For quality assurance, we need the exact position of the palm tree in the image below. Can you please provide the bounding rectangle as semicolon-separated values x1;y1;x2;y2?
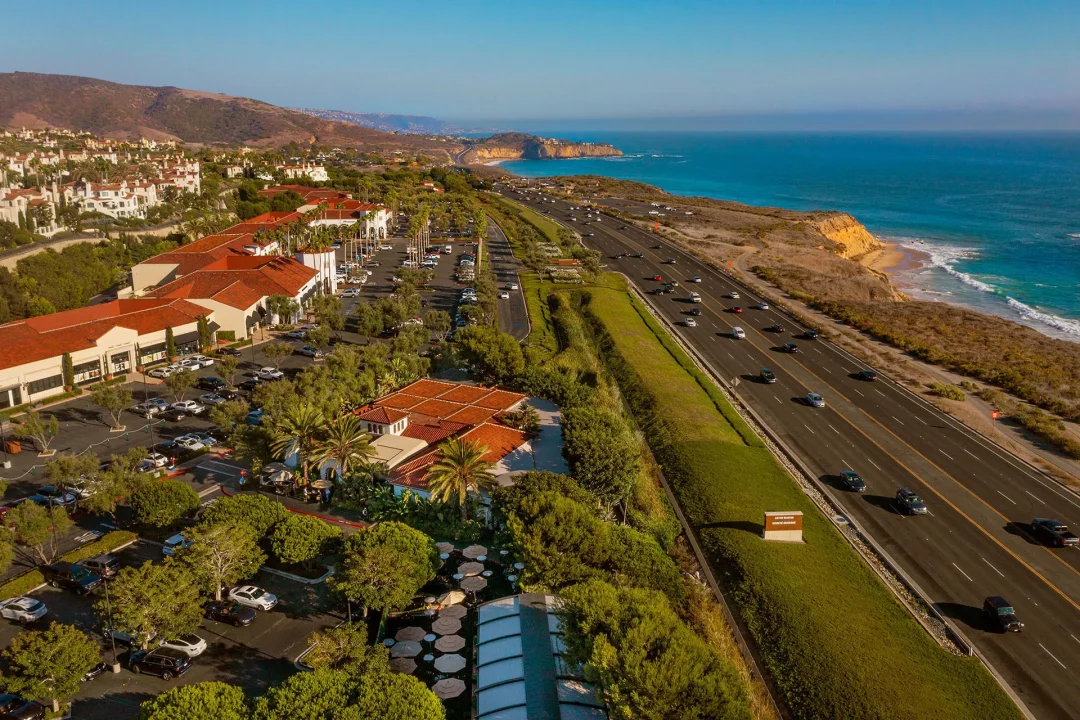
426;437;496;521
313;414;374;483
269;401;326;483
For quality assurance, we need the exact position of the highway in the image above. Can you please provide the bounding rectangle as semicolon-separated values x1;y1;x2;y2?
495;185;1080;719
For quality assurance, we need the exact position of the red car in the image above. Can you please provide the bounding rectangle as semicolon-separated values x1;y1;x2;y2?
732;306;743;313
652;274;662;282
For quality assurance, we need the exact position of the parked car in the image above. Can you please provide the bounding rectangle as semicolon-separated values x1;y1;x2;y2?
806;393;825;408
255;367;284;381
284;329;307;339
188;355;214;367
219;347;243;358
1030;518;1079;547
177;359;201;371
895;488;928;515
77;554;120;580
35;486;78;507
147;397;171;412
129;402;160;417
173;436;205;452
857;369;878;382
760;368;776;384
171;400;205;415
162;533;193;557
198;377;227;392
129;648;192;680
839;470;867;492
246;408;265;425
82;662;108;682
298;346;323;358
187;432;219;447
341;288;360;298
0;694;44;720
140;452;169;471
158;633;207;657
0;597;47;625
206;601;257;627
228;585;279;610
198;393;228;406
159;409;186;422
147;367;173;379
41;562;102;595
983;596;1023;632
238;378;263;392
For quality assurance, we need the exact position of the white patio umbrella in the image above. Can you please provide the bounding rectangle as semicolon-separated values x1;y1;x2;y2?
458;561;484;577
435;634;466;653
460;575;488;593
431;617;462;635
389;657;417;674
462;544;488;559
431;677;466;699
438;590;466;606
433;653;466;673
439;604;467;620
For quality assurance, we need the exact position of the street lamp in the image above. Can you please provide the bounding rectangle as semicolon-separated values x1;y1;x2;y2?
102;579;120;672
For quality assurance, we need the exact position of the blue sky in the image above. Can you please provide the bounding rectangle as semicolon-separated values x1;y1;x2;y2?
1;0;1077;128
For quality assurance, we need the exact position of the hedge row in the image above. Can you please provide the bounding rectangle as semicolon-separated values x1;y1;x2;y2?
0;530;138;600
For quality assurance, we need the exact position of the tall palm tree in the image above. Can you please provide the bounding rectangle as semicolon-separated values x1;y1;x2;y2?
313;414;374;482
269;401;325;482
426;437;496;521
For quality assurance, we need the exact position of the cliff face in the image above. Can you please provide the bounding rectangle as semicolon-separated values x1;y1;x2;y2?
812;213;881;259
461;132;622;164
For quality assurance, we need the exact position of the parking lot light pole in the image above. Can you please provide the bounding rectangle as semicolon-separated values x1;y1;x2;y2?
103;579;120;672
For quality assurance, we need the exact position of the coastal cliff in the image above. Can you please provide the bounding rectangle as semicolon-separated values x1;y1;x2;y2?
460;132;622;164
813;213;881;259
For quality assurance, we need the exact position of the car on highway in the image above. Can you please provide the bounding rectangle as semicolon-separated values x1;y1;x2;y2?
0;597;47;625
731;306;743;313
895;488;928;515
255;367;285;381
803;329;819;340
857;369;878;382
665;280;680;288
684;318;697;327
632;252;643;258
651;244;662;249
158;633;207;657
806;392;825;408
498;291;510;300
206;601;257;627
171;400;205;415
727;291;740;299
839;470;867;492
129;647;192;680
162;533;193;557
781;342;799;353
688;292;702;303
586;231;595;236
690;276;702;283
755;302;769;310
687;307;702;316
767;324;785;333
983;596;1023;632
505;282;519;290
228;585;279;610
0;694;44;720
41;562;102;595
652;274;662;281
1030;518;1079;547
760;368;776;384
665;257;676;264
732;327;746;339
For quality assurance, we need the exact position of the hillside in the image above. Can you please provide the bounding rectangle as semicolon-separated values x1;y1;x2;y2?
290;108;453;135
460;132;622;163
0;72;458;157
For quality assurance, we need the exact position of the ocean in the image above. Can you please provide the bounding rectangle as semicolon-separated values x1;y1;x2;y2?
498;132;1080;341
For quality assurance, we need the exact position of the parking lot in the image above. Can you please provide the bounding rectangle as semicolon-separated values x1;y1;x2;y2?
0;539;343;719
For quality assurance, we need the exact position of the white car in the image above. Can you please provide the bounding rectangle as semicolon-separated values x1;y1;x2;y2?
378;244;392;250
684;318;697;327
341;289;360;298
199;393;228;406
141;452;169;469
498;291;510;300
228;585;278;611
690;276;702;283
755;302;769;310
505;282;519;290
173;436;205;452
732;327;746;339
727;291;741;299
171;400;205;415
189;355;214;368
255;367;284;381
147;367;173;379
177;359;201;371
158;633;207;657
0;597;48;625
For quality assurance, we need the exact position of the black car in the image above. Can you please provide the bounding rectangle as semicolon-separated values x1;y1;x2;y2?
41;562;101;595
895;487;928;515
82;662;108;682
781;343;799;353
129;648;192;680
1030;518;1079;548
857;369;878;382
839;470;867;492
152;441;180;457
983;596;1023;632
613;253;626;259
198;377;227;392
651;244;662;249
760;368;777;384
206;601;257;627
159;409;186;422
803;329;819;340
767;324;785;333
0;694;44;720
219;348;243;358
688;307;702;316
238;378;262;392
632;252;644;258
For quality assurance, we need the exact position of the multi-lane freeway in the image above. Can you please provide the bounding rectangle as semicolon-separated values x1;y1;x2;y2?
495;185;1080;719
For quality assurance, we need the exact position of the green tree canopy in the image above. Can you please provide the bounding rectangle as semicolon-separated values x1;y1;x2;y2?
200;493;289;538
99;559;205;650
7;502;72;566
130;479;200;528
330;521;436;617
179;521;266;600
453;325;524;383
139;681;250;720
0;622;100;704
561;405;640;510
269;513;341;566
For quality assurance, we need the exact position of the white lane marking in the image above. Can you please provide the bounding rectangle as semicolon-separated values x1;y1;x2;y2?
875;389;887;397
867;458;882;471
963;448;980;459
803;424;815;434
1072;634;1080;646
1026;490;1044;504
892;416;905;426
952;563;973;582
852;388;864;396
996;491;1017;505
939;449;954;461
774;395;782;404
915;415;928;425
1029;476;1080;511
727;352;735;360
828;424;840;434
1040;644;1067;670
981;557;1005;578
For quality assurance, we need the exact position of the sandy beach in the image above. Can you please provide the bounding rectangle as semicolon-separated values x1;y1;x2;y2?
859;241;928;278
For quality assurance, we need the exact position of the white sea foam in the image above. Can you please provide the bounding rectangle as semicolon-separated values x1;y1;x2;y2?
1005;297;1080;337
1067;233;1080;239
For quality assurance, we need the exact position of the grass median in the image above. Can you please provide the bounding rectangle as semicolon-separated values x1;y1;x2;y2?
577;278;1019;720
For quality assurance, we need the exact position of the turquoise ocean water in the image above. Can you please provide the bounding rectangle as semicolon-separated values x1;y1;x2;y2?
498;132;1080;341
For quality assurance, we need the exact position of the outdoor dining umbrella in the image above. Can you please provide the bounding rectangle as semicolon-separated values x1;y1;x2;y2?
435;634;466;653
460;576;488;593
431;677;466;699
395;626;427;642
431;617;462;635
435;541;455;555
439;604;467;620
390;640;422;658
462;544;488;560
433;653;467;673
389;657;417;674
437;590;466;606
458;561;484;577
310;478;333;489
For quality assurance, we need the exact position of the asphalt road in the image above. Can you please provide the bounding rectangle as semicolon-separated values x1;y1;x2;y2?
486;222;529;340
496;185;1080;719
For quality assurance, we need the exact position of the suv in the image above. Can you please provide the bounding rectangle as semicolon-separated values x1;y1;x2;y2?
129;648;193;680
1030;518;1079;548
760;368;776;384
41;562;102;594
198;377;227;392
206;601;257;627
839;470;867;492
857;369;878;382
0;694;44;720
77;554;120;580
0;597;48;625
895;488;928;515
983;596;1023;632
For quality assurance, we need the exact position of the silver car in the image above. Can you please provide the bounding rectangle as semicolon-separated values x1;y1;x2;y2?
806;393;826;408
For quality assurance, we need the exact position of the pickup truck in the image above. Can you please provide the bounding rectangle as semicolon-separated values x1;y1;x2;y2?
1030;518;1079;547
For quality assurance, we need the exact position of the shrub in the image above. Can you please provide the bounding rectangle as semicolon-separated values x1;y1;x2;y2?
928;382;966;401
130;480;200;527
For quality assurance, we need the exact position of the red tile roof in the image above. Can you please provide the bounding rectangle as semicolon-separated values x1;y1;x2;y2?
391;422;529;491
147;256;316;310
409;398;464;419
375;393;426;411
436;384;491;404
445;405;496;425
400;415;467;445
0;298;209;372
397;378;458;399
356;406;409;424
